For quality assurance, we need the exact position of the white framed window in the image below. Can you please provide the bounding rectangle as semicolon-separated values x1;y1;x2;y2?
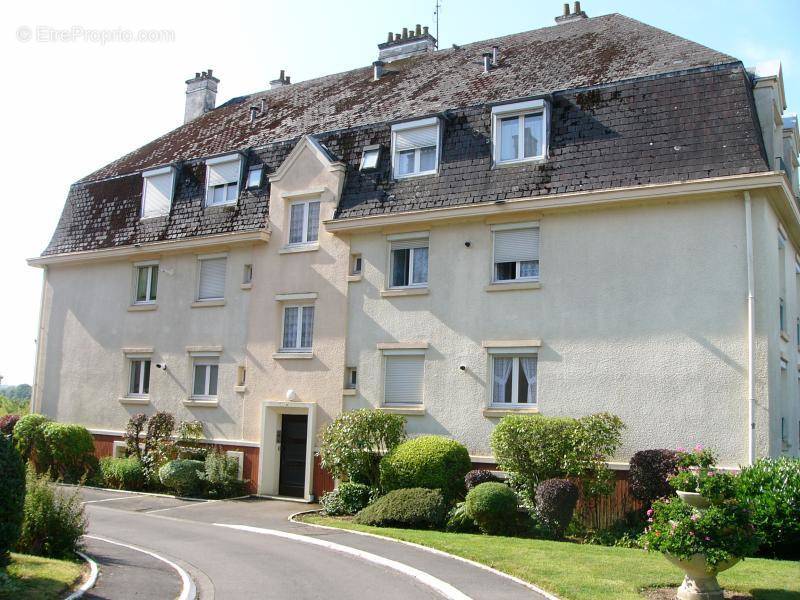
281;305;315;352
205;154;241;207
197;255;227;301
491;99;548;165
350;254;363;276
246;165;263;189
383;351;424;405
236;365;247;387
128;357;151;397
492;222;540;283
141;165;176;219
288;200;320;245
346;367;357;389
134;262;158;304
192;357;219;399
360;145;381;171
389;234;429;288
243;264;253;285
491;354;537;406
391;117;440;178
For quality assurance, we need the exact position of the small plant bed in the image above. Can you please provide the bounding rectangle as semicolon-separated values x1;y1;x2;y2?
298;515;800;600
0;552;85;600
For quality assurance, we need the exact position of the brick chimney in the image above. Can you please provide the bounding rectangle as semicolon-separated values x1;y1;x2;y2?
555;1;588;24
184;70;219;123
378;24;436;63
269;70;291;90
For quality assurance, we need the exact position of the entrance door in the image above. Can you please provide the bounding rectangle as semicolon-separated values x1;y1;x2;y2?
278;414;308;497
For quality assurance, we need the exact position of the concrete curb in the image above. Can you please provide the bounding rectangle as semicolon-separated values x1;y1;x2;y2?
64;551;99;600
60;482;212;503
290;510;560;600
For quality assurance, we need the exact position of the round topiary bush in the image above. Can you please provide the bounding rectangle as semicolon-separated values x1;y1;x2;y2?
354;488;446;528
629;449;678;506
464;482;518;535
465;469;502;491
380;436;471;502
0;434;26;567
535;478;579;538
13;413;51;468
100;456;145;491
42;422;97;482
321;482;374;516
158;459;204;496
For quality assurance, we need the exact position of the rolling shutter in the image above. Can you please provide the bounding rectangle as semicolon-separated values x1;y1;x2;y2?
141;170;174;218
494;227;539;263
198;257;227;300
206;157;241;187
394;124;438;151
384;355;424;405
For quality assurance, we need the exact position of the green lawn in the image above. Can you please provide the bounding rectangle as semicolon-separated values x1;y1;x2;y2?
0;553;84;600
300;515;800;600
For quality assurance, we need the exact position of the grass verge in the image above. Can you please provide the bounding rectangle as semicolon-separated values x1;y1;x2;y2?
300;514;800;600
0;553;85;600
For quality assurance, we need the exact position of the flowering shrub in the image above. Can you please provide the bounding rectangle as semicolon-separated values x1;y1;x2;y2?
675;445;716;469
667;445;737;503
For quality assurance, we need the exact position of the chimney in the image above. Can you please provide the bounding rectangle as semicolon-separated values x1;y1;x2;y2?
555;1;588;23
184;69;219;123
269;69;291;89
492;46;499;65
373;60;385;81
482;52;493;73
378;24;436;63
249;106;259;122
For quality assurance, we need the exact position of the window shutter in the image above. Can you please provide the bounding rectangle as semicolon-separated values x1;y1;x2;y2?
384;355;424;404
142;171;173;218
494;227;539;263
390;238;428;251
206;158;241;187
198;258;227;300
394;125;438;151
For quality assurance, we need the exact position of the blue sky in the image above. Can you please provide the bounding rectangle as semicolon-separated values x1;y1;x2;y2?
0;0;797;384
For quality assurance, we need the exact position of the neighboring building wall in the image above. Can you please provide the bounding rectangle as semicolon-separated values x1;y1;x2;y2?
345;195;753;468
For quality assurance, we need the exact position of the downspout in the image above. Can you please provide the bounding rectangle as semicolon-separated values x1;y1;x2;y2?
744;191;756;465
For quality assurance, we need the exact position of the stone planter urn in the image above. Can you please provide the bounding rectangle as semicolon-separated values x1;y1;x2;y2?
676;490;711;509
664;554;740;600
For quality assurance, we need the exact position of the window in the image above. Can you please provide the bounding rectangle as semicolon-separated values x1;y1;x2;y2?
205;155;241;207
192;358;219;399
236;365;247;387
288;200;320;245
350;254;363;276
360;145;381;171
390;237;428;288
246;165;263;189
346;367;357;389
391;118;440;178
281;305;314;351
384;354;424;405
128;358;151;397
243;264;253;285
198;256;227;300
492;223;540;282
492;355;537;406
141;166;176;219
780;356;789;371
492;99;548;165
134;263;158;304
780;297;787;333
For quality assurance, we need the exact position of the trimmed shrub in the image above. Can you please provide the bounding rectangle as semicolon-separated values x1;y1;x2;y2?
464;482;518;535
535;478;579;538
0;435;26;567
445;501;479;533
465;469;501;491
17;470;86;559
0;414;20;436
737;457;800;559
199;452;246;498
321;482;374;516
354;488;446;529
158;459;203;497
42;422;96;482
629;449;678;506
380;436;471;502
99;457;145;491
13;413;51;468
319;410;406;487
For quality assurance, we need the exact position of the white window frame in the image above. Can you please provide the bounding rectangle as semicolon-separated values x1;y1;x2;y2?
491;221;540;284
360;144;381;171
127;355;151;398
350;254;363;276
280;304;315;352
196;253;228;301
382;349;425;406
133;261;159;305
488;349;538;407
491;99;549;166
205;154;242;207
287;199;321;246
246;165;263;189
391;117;440;179
346;367;357;389
388;233;429;289
191;355;220;400
141;165;176;219
243;264;253;285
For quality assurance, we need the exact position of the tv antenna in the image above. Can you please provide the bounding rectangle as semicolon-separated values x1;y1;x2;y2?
433;0;441;49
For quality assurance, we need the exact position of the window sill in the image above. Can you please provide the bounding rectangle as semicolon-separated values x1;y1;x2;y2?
393;171;438;181
485;281;541;292
492;156;547;169
379;405;426;415
279;243;319;255
342;388;357;396
381;287;429;298
272;352;314;360
118;396;150;405
234;385;247;394
204;203;237;212
128;303;157;312
347;274;363;283
483;407;539;417
780;331;791;343
191;299;226;308
184;398;219;407
240;283;252;290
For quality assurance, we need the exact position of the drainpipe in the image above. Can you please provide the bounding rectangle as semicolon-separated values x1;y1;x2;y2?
744;191;756;465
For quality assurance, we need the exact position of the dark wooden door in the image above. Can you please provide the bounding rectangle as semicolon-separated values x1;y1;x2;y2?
279;414;308;497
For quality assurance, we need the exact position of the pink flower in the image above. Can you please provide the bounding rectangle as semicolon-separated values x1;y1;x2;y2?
676;446;686;453
694;444;704;452
704;536;711;541
691;514;699;521
647;509;654;517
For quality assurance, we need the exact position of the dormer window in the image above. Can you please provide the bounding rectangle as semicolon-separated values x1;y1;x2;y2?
247;165;264;189
360;145;381;171
205;154;242;207
492;99;548;166
141;165;176;219
391;117;440;178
